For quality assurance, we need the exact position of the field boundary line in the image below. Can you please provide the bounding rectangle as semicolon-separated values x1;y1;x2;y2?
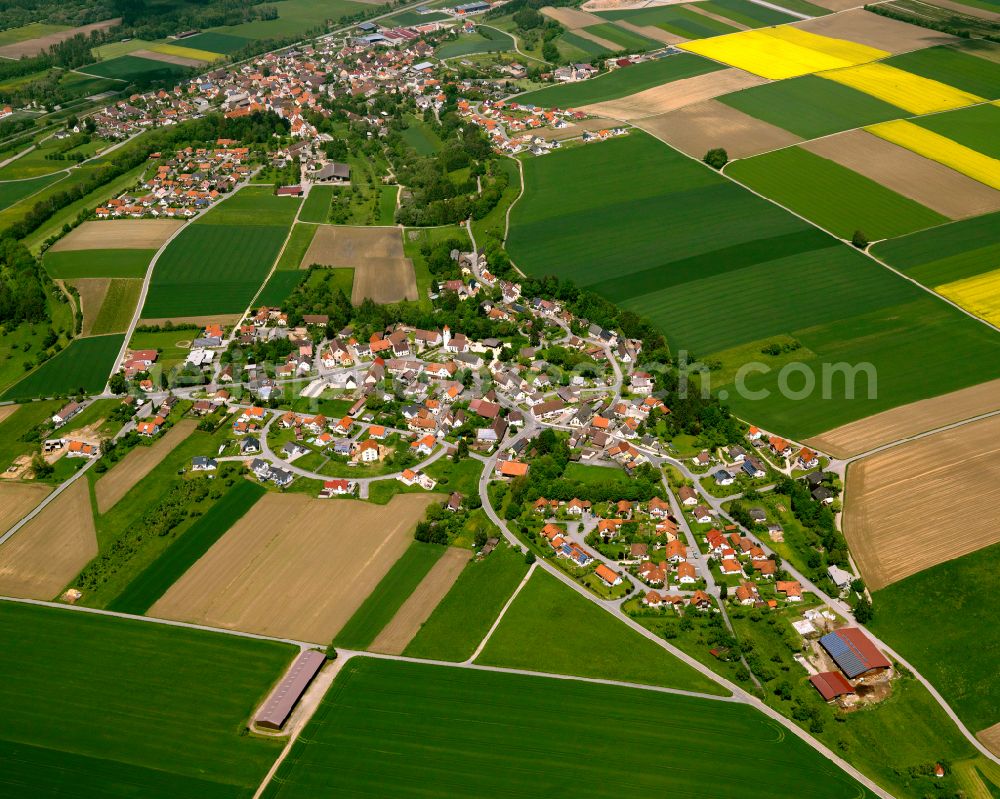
466;560;536;662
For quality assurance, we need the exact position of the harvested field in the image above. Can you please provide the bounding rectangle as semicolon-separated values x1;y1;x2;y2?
843;414;1000;589
95;420;197;513
612;20;687;44
50;219;185;251
638;98;801;157
0;18;120;58
979;723;1000;757
138;313;241;328
803;130;1000;219
793;8;957;52
0;479;96;599
0;406;17;425
302;226;415;305
0;482;50;536
807;0;863;10
150;492;438;643
807;378;1000;457
921;0;1000;20
369;548;472;654
541;5;607;28
579;67;766;119
69;278;110;337
130;49;206;68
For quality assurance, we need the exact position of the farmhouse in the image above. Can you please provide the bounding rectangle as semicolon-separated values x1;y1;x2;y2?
53;401;83;426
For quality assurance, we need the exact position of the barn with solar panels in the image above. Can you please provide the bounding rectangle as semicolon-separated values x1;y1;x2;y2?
819;628;891;680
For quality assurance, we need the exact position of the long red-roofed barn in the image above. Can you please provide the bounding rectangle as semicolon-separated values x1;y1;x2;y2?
254;649;326;731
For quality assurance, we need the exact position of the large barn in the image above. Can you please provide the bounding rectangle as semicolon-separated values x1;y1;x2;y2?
819;628;891;680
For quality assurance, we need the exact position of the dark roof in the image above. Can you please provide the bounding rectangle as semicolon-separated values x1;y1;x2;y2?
255;650;325;730
820;628;890;678
809;671;855;701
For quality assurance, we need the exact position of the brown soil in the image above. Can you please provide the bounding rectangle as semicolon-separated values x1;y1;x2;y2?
978;722;1000;757
0;479;97;600
95;420;197;513
579;68;768;120
369;548;472;654
302;225;405;264
806;378;1000;458
612;20;687;44
0;482;51;536
0;405;18;425
50;219;185;251
130;49;207;68
926;0;1000;20
541;5;608;28
639;98;801;158
581;0;678;9
149;492;439;643
793;9;958;53
0;18;121;58
68;278;111;337
351;258;418;305
843;415;1000;589
137;313;242;328
808;0;868;10
804;130;1000;220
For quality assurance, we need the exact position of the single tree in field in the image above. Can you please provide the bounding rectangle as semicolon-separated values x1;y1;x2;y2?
853;596;874;624
703;148;728;170
851;229;869;249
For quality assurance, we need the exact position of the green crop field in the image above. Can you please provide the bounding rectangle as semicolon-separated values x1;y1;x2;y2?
869;541;1000;734
699;0;800;26
90;278;142;334
209;0;371;39
436;27;515;59
719;75;907;139
274;223;317;270
726;146;947;240
558;31;613;58
256;270;307;305
911;102;1000;159
79;55;190;82
581;22;660;52
298;187;333;223
404;545;529;661
261;656;875;799
198;186;301;226
885;44;1000;99
333;542;446;650
478;568;726;694
597;4;738;38
1;333;123;401
872;210;1000;286
383;10;448;25
516;53;723;108
507;130;1000;437
0;172;65;212
0;600;290;798
0;22;69;44
0;400;61;468
107;480;265;614
174;32;252;54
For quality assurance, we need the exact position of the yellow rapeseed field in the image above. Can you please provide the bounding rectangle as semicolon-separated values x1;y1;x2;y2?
867;120;1000;190
820;62;983;114
149;43;221;62
679;27;887;80
936;267;1000;327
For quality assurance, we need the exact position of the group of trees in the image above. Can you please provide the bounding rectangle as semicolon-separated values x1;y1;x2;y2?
0;238;49;326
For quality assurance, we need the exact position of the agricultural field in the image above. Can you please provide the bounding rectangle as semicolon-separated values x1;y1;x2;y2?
884;43;1000;98
173;32;252;54
199;186;301;226
273;223;318;271
0;481;50;537
150;493;438;643
256;270;308;306
88;278;142;334
515;53;724;108
726;146;947;240
436;27;515;59
0;18;119;58
404;544;530;661
0;601;291;798
911;101;1000;159
79;54;191;82
208;0;373;39
401;116;442;156
51;219;184;251
44;249;155;279
507;130;1000;437
333;541;446;650
298;186;335;223
819;62;983;114
869;541;1000;741
936;267;1000;326
478;569;725;694
0;172;65;212
580;22;661;52
843;414;1000;590
260;657;876;799
302;225;416;304
1;333;124;401
596;4;742;38
0;401;61;470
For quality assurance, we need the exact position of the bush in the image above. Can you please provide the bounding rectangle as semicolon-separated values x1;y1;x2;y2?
851;229;869;249
703;148;728;170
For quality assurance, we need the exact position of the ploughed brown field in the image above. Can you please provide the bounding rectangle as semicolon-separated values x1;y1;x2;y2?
131;49;207;68
149;492;439;643
806;378;1000;458
612;20;686;45
843;414;1000;589
49;219;185;251
0;479;96;599
68;278;110;337
302;226;416;305
793;8;958;53
0;482;51;536
95;420;197;513
369;547;472;655
978;722;1000;758
0;18;121;58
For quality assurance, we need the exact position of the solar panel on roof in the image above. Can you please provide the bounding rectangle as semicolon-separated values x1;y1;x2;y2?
820;632;866;678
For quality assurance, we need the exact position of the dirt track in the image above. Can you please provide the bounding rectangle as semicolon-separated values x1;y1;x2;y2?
843;415;1000;589
0;482;51;536
0;18;121;58
579;68;767;120
0;479;96;600
804;130;1000;220
149;492;439;643
369;547;472;654
50;220;185;251
95;420;197;513
794;9;958;53
806;378;1000;458
639;99;801;158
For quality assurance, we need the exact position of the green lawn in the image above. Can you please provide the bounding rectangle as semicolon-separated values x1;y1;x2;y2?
298;187;333;224
43;248;156;279
436;27;515;59
869;541;1000;734
1;334;122;401
562;461;630;486
333;542;446;650
719;75;908;139
261;656;876;799
404;544;529;661
885;44;1000;99
401;116;443;155
0;172;65;212
377;184;397;225
516;53;723;107
477;568;726;694
107;480;266;615
90;278;142;334
128;327;194;368
911;101;1000;159
0;600;291;798
726;146;947;240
